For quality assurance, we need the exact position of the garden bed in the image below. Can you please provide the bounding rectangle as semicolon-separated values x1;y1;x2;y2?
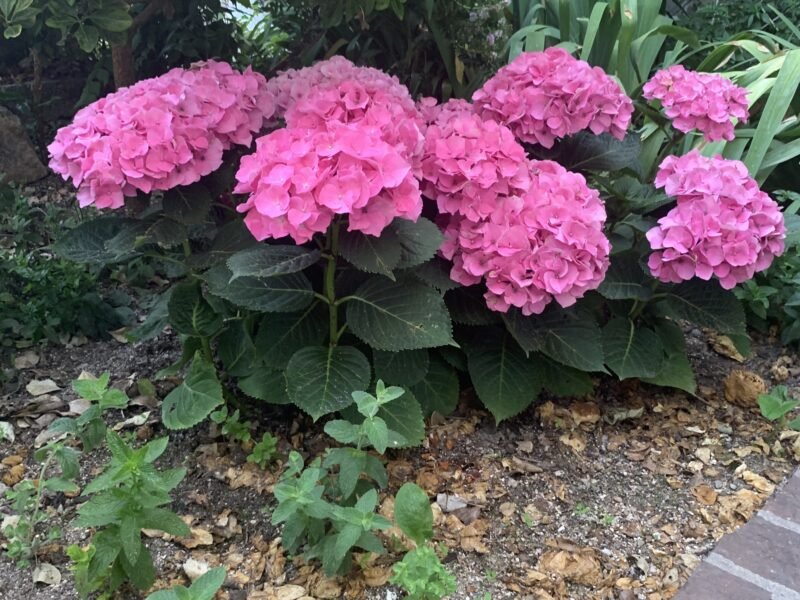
1;324;797;600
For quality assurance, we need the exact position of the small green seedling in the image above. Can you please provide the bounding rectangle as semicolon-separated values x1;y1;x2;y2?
145;566;227;600
247;433;279;469
758;386;800;431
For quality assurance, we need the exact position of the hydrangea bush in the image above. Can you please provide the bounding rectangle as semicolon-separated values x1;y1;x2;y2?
52;50;786;429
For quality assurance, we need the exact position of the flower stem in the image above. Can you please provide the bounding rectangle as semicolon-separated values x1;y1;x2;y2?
325;221;341;347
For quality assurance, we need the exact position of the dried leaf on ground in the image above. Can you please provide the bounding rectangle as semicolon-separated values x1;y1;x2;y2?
538;549;603;586
691;484;718;506
25;379;60;396
569;401;601;427
708;332;745;362
13;351;39;369
723;370;766;408
32;563;61;585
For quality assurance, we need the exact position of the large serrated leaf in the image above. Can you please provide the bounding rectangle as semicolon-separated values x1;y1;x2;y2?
237;369;291;404
205;265;314;312
347;277;454;350
339;228;401;279
285;346;370;420
217;321;257;377
254;305;328;368
409;354;459;416
391;217;443;268
503;306;606;372
598;252;652;300
167;282;222;338
227;245;320;280
54;217;140;264
641;320;696;394
657;280;746;334
466;333;542;423
373;349;429;386
162;183;213;225
445;286;502;325
162;353;224;430
602;318;664;380
553;131;642;173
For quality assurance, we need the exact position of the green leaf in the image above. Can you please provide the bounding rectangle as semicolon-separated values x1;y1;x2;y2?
237;369;291;404
445;286;502;325
745;49;800;175
391;218;443;268
466;333;542;423
44;477;79;493
162;183;212;225
602;318;664;380
409;355;459;416
757;386;797;421
363;417;390;453
120;543;155;590
218;321;256;377
140;509;191;537
539;355;595;397
254;305;327;369
75;24;100;52
347;278;453;350
226;245;321;280
394;483;433;545
146;217;188;249
162;353;224;430
324;420;360;445
128;288;172;342
553;132;642;173
167;282;222;338
120;515;142;565
189;566;227;600
3;23;22;37
657;280;746;334
503;306;606;372
339;228;401;279
285;346;371;420
73;372;110;400
89;7;132;32
641;320;696;394
598;252;652;300
54;217;139;264
410;257;460;292
373;349;429;386
206;265;314;312
373;388;425;448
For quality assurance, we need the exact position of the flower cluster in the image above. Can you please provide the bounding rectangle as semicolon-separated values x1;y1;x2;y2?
237;57;426;243
48;61;274;209
421;109;530;220
647;152;785;289
472;48;633;148
234;124;421;244
437;159;610;315
643;65;749;141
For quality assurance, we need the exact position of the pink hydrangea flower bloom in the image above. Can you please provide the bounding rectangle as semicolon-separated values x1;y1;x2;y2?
48;60;275;209
472;48;633;148
438;160;611;315
647;151;785;288
643;65;749;142
234;122;422;244
421;110;531;221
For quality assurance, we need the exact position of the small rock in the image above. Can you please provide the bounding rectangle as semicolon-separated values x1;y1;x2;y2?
183;558;209;582
0;106;48;185
436;493;468;512
25;379;61;397
32;563;61;586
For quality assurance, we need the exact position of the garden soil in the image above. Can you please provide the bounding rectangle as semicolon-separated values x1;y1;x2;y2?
1;321;798;600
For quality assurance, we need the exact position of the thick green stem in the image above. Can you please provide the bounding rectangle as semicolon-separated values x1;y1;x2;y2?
200;337;213;363
325;222;341;347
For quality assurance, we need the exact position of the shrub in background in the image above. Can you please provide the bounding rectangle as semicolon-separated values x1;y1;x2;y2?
48;36;790;431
